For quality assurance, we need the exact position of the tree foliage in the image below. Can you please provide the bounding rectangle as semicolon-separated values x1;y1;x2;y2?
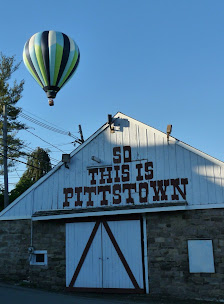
9;147;52;204
9;176;33;204
22;147;52;182
0;53;25;174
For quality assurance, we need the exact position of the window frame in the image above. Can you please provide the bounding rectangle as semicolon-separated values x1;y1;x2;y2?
30;250;48;266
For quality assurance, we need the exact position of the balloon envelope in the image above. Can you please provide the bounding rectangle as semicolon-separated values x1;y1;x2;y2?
23;31;80;99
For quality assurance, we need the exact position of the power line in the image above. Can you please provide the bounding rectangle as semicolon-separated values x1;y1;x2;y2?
42;142;74;147
9;170;26;172
0;145;58;166
0;176;20;178
0;153;42;170
21;112;69;135
23;109;72;133
20;112;79;140
25;149;59;164
22;146;60;164
18;153;57;167
25;130;65;153
15;169;21;178
20;152;57;166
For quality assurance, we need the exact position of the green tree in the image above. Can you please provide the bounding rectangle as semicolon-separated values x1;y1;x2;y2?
8;176;33;204
9;147;52;204
22;147;52;182
0;53;25;174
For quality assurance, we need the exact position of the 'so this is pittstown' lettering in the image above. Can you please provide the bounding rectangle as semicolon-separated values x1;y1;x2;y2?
63;146;188;208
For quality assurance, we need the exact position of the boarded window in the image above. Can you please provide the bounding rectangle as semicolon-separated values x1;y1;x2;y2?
188;240;215;273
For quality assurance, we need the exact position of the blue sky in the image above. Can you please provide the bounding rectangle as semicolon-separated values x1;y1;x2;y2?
0;0;224;189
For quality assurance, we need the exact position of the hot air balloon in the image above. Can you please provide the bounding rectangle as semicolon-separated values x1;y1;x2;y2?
23;30;80;106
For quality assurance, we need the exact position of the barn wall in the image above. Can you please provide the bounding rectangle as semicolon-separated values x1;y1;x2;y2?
0;219;66;290
0;209;224;300
2;114;224;219
146;209;224;301
0;220;30;282
29;220;66;290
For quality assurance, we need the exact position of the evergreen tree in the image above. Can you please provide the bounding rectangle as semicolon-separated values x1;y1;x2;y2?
9;147;52;204
22;147;52;182
0;53;25;174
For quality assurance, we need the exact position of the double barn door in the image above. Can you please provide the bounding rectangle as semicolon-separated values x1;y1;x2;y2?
66;217;145;292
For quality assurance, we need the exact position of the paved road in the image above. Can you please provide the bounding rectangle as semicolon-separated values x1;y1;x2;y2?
0;283;216;304
0;285;154;304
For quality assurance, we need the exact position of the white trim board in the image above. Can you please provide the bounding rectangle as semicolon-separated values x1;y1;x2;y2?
1;203;224;221
31;203;224;221
0;216;31;221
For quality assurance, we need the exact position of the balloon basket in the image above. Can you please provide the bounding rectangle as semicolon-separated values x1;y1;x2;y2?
48;99;54;106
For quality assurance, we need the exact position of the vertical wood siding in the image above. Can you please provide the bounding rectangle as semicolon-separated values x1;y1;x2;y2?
2;113;224;217
66;222;102;288
66;219;144;290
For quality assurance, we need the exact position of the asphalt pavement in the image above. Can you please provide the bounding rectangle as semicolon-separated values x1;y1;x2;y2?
0;282;219;304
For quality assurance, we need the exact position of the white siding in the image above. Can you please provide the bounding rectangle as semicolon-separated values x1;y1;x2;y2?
66;219;144;290
1;112;224;218
103;220;144;289
66;222;102;288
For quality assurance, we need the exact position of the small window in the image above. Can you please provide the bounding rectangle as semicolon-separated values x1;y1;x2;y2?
36;254;45;263
188;240;215;273
30;250;48;266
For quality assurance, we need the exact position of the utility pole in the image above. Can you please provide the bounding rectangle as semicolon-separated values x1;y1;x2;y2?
3;104;9;208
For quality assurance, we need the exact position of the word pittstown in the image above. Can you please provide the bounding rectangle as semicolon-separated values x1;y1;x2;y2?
63;146;189;208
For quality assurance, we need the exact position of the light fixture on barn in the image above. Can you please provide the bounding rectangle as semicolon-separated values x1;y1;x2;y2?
62;154;70;169
167;124;172;143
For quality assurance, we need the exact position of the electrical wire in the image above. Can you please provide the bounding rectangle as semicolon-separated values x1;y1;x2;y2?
20;112;79;140
25;130;65;153
23;109;72;133
0;145;58;167
0;176;21;178
23;147;60;163
23;148;59;164
15;169;20;178
18;153;57;167
0;153;42;170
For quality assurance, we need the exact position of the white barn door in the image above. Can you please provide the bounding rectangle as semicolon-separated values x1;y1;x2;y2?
66;221;102;289
66;217;145;293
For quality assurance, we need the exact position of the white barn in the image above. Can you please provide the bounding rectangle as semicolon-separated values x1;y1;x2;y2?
0;112;223;300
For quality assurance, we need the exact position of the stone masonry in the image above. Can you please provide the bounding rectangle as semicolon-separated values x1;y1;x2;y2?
0;219;65;290
0;209;224;301
146;209;224;301
0;220;31;283
29;220;66;290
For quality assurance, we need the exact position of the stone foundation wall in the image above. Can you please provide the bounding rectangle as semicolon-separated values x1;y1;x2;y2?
30;220;65;290
0;220;31;283
146;209;224;301
0;219;65;290
0;209;224;300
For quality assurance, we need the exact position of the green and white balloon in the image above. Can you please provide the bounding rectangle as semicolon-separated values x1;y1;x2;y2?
23;30;80;105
